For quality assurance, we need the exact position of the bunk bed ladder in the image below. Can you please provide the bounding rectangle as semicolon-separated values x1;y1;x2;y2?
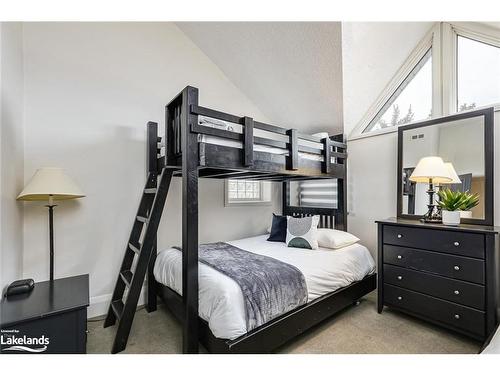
103;168;171;354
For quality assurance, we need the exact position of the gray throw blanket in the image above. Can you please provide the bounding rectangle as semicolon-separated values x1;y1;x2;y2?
175;242;308;331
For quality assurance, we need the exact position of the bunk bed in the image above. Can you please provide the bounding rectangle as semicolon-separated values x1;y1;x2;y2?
104;86;376;354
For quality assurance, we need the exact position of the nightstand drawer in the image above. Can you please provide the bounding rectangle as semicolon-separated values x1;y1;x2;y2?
384;245;485;284
383;225;485;259
383;264;485;310
384;284;485;338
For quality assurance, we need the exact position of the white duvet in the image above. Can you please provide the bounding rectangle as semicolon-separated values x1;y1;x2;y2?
154;234;375;340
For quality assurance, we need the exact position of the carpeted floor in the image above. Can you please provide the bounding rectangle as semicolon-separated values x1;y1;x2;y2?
87;292;481;354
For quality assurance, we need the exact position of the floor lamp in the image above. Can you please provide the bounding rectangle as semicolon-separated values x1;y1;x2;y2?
17;168;85;281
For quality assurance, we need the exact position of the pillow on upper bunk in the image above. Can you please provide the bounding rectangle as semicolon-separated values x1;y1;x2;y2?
316;228;360;249
286;215;320;250
311;132;329;140
267;214;287;242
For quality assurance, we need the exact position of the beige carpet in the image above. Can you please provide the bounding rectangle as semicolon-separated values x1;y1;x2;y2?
87;292;480;354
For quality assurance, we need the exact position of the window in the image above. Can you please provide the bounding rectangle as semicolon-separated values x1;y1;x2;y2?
457;35;500;111
224;179;271;206
363;49;433;133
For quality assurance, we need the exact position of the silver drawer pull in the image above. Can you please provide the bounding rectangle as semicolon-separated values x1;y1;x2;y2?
397;255;402;260
454;290;460;295
397;234;403;239
397;276;403;280
454;241;460;247
454;314;460;320
454;265;460;271
397;296;403;301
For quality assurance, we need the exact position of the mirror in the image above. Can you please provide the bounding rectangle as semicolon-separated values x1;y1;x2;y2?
397;108;494;225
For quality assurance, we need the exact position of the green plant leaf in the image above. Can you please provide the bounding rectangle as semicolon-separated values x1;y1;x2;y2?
437;188;480;211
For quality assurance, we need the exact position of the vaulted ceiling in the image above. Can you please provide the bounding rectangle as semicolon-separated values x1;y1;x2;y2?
177;22;344;134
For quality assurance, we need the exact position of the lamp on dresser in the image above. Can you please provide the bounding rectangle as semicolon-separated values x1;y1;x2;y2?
17;168;85;281
409;156;452;223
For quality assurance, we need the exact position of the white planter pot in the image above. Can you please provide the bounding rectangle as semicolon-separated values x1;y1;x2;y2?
442;210;461;226
460;210;473;219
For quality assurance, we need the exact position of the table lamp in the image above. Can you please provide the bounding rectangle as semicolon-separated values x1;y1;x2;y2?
409;157;452;223
17;168;85;281
442;162;462;185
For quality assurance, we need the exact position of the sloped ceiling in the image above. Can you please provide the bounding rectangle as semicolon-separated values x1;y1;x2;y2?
177;22;344;135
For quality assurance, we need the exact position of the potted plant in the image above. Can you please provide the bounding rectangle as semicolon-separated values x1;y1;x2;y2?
437;189;479;225
458;191;480;219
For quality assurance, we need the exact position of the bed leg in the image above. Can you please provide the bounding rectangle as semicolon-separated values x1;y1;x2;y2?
354;300;361;306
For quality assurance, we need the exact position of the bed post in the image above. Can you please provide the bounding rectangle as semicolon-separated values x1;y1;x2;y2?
146;122;159;313
282;181;290;216
332;134;347;231
181;86;200;353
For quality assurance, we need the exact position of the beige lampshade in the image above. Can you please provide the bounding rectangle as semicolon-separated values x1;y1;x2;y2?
409;156;452;184
441;162;462;184
17;168;85;201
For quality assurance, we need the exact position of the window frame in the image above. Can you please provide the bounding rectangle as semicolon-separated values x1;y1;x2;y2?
363;48;433;133
349;22;500;141
442;22;500;115
349;24;441;140
224;179;272;207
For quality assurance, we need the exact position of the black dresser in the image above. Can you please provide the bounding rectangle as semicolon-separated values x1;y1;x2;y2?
1;275;89;354
377;218;499;341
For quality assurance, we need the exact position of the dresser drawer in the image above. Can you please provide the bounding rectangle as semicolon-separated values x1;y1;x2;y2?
384;284;485;338
383;264;485;310
383;225;485;259
384;245;485;284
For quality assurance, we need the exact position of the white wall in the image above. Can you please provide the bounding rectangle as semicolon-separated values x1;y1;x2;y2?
0;22;24;295
21;23;280;316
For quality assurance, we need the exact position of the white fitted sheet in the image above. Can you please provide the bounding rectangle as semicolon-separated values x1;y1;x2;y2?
154;234;375;339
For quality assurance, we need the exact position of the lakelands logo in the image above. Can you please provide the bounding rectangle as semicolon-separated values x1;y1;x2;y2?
1;329;49;353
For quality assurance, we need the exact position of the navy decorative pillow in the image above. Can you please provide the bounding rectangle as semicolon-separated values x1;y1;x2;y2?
267;214;287;242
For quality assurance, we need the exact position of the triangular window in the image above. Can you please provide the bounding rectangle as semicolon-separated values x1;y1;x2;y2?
363;49;433;133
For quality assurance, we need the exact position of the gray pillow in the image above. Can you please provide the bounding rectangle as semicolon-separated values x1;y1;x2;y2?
286;215;320;249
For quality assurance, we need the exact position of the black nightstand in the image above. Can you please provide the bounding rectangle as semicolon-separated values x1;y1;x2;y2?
1;274;89;354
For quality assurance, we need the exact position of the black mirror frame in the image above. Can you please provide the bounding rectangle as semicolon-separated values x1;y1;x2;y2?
397;107;494;226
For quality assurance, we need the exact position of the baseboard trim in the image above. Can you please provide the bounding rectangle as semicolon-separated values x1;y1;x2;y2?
88;288;146;318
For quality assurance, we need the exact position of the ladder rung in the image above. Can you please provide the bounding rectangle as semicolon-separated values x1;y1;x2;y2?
144;188;157;194
111;300;124;320
136;216;148;224
128;242;140;254
120;270;133;287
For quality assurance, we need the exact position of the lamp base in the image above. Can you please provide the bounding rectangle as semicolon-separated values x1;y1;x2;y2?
420;206;442;223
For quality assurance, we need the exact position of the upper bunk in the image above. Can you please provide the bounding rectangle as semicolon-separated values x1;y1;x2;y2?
160;86;346;181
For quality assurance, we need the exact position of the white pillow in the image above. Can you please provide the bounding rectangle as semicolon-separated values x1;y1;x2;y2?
311;132;329;140
286;215;320;250
317;228;360;249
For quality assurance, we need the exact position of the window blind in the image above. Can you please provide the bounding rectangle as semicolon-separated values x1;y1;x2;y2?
298;180;337;208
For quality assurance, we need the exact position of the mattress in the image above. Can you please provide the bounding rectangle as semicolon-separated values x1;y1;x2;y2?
197;116;335;163
154;234;376;340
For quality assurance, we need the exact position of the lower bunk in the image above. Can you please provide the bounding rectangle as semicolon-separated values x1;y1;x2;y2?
157;274;376;353
152;234;376;353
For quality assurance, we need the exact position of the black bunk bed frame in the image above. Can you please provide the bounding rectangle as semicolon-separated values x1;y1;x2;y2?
107;85;376;354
